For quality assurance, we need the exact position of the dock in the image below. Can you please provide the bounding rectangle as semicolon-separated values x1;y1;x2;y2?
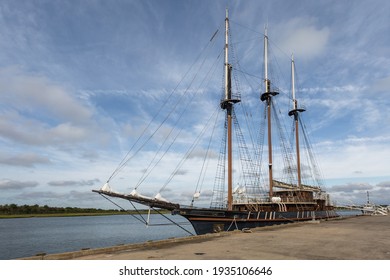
21;215;390;260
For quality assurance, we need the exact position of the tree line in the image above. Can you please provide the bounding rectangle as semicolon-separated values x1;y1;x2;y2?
0;204;124;215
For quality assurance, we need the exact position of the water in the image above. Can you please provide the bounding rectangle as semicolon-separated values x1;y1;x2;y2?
336;209;363;217
0;214;194;260
0;210;361;260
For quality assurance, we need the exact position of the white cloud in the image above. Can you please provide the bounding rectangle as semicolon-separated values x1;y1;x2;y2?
0;66;92;123
373;76;390;92
299;82;390;136
331;182;374;193
48;179;100;187
317;135;390;180
0;110;98;147
0;67;113;150
50;123;90;142
328;180;390;205
274;17;330;59
0;179;39;190
0;152;51;167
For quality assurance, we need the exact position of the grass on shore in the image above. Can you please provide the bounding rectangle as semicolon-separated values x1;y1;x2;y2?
0;212;127;219
0;209;170;219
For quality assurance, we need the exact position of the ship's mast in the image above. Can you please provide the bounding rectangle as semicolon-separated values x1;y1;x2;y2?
220;9;240;210
288;55;305;188
260;28;279;199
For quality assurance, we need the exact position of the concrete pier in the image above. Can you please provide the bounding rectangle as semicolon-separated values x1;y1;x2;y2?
21;215;390;260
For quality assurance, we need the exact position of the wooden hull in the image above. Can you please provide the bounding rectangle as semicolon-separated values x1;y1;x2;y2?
93;189;339;235
174;208;339;235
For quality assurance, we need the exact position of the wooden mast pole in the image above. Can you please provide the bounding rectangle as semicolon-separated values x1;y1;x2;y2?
225;9;233;211
220;9;240;211
221;8;233;211
289;55;305;188
260;28;279;200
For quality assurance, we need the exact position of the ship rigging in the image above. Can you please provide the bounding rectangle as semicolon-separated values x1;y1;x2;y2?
93;9;338;235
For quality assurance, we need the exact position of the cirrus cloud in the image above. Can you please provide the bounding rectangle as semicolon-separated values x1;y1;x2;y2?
275;17;330;59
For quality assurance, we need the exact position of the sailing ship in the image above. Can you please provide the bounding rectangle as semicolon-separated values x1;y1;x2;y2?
93;10;338;235
360;191;387;215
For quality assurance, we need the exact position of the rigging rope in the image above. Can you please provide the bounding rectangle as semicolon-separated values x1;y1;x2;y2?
107;30;221;183
158;106;220;194
272;98;296;184
134;47;222;190
193;108;222;202
99;193;194;236
98;193;147;224
299;117;325;188
210;111;228;209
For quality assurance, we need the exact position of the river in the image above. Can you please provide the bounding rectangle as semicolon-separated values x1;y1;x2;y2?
0;210;361;260
0;214;194;260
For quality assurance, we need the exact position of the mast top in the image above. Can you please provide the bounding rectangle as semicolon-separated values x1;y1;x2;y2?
291;54;296;107
264;26;268;83
261;28;278;101
288;55;306;117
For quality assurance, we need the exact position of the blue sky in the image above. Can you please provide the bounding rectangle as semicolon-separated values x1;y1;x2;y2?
0;0;389;209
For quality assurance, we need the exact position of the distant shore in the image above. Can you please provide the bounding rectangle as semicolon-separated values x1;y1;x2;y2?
0;204;169;219
0;211;170;219
0;212;128;219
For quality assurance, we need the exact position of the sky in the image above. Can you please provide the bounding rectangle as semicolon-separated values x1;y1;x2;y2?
0;0;389;209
